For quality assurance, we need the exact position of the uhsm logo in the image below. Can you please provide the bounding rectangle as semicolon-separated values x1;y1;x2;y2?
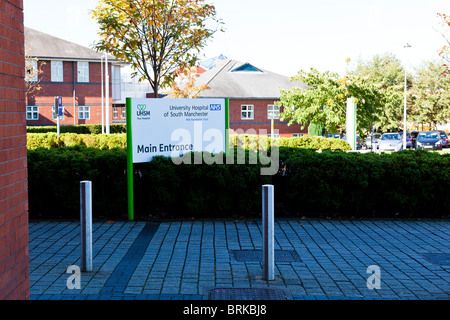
136;104;151;117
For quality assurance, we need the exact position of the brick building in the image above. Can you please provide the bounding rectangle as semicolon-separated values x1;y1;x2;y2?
0;0;29;299
24;27;125;126
192;59;309;137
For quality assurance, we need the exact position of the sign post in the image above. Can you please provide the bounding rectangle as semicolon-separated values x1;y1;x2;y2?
54;96;62;135
125;98;229;221
346;98;357;150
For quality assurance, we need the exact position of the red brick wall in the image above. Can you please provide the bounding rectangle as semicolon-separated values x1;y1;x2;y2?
26;60;117;126
229;99;307;137
0;0;30;300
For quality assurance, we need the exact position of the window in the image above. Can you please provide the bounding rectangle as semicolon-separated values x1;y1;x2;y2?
113;106;118;119
230;63;263;73
268;134;280;138
241;105;254;120
25;60;38;82
51;61;63;82
52;106;64;120
267;105;280;119
111;66;121;100
121;106;126;118
77;62;89;82
293;133;304;137
79;106;90;120
26;106;39;120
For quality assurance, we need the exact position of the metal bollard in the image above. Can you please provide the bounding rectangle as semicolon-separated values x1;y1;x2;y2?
80;181;93;272
262;184;274;281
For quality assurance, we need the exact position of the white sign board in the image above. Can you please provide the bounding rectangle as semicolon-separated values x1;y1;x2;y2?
128;98;227;163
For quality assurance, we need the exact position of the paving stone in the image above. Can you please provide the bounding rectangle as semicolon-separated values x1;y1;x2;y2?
28;219;450;300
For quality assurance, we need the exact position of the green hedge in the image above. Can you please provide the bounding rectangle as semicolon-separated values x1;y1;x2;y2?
27;146;270;219
27;124;126;134
28;133;352;151
27;146;449;220
231;135;352;151
27;133;127;149
276;148;449;217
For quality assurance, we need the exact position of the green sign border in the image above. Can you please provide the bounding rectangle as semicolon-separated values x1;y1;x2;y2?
126;98;134;220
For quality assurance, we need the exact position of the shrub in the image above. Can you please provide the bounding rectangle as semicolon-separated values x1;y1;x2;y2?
27;146;127;219
230;134;351;151
278;149;449;217
27;146;270;219
26;140;449;220
27;133;127;149
28;133;351;152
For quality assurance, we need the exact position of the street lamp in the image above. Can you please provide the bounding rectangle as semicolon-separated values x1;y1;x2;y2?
403;43;412;150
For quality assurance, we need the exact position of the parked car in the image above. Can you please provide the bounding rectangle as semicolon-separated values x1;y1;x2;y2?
378;132;411;152
417;131;443;150
328;133;341;139
365;133;381;150
438;130;449;148
341;135;366;150
399;131;413;148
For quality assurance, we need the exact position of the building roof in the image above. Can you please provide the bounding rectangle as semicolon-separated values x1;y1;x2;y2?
24;27;117;62
198;54;228;70
194;59;307;99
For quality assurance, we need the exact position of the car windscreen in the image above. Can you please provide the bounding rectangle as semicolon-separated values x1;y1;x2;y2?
381;134;399;140
418;132;439;139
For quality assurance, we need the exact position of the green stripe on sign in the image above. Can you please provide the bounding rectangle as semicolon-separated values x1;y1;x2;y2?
126;97;134;221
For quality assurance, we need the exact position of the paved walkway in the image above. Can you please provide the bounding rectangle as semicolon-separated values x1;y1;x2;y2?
28;219;450;300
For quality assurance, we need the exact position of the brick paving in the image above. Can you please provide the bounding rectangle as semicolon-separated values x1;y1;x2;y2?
29;219;450;300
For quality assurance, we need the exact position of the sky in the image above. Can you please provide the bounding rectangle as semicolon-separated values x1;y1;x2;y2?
23;0;449;77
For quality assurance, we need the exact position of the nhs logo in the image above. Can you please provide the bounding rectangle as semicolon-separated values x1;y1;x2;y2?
210;104;221;111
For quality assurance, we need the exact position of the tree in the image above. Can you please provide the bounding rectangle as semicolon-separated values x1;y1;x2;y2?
307;122;325;137
25;49;46;100
278;67;389;137
91;0;223;98
410;60;450;129
436;13;450;75
349;54;406;131
167;67;210;98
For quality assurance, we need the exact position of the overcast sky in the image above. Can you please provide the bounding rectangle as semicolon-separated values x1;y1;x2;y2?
23;0;449;77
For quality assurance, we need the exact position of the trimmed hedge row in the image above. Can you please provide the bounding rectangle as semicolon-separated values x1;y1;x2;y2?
27;146;449;219
276;148;450;217
27;146;270;219
27;133;351;151
27;124;126;134
230;134;351;151
27;133;127;149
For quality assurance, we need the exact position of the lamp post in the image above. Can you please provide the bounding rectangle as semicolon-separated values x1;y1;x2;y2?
101;54;105;134
403;43;411;150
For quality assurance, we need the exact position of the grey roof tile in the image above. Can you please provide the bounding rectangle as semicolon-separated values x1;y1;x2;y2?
194;59;307;99
24;27;117;62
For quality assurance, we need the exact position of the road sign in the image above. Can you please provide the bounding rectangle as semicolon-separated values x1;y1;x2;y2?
58;97;63;117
